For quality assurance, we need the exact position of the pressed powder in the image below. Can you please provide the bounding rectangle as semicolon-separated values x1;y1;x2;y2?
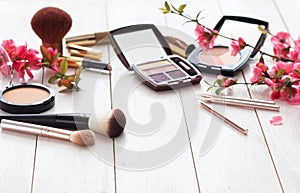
3;87;50;104
198;47;240;66
0;83;55;114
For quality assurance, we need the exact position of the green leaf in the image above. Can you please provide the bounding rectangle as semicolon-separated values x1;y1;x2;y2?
258;25;268;35
51;53;60;64
48;75;59;83
59;88;73;93
196;10;203;20
215;88;223;95
60;58;68;74
294;69;300;75
74;66;83;85
178;4;186;14
164;1;170;11
275;69;285;79
159;8;169;14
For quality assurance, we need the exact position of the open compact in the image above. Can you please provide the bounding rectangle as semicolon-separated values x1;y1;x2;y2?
0;46;55;114
0;83;55;114
110;24;202;91
188;16;269;76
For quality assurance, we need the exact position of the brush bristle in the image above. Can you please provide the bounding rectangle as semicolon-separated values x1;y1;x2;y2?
88;109;126;138
107;109;126;138
69;130;95;146
31;6;72;53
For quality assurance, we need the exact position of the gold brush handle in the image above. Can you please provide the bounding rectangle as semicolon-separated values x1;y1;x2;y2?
1;119;70;141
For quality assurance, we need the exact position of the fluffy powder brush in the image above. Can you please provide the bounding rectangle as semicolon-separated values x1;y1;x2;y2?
31;7;72;54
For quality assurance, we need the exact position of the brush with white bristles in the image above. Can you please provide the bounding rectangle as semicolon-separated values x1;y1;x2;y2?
0;119;95;146
0;109;127;138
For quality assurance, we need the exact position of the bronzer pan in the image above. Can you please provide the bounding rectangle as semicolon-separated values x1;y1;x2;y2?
188;16;269;76
0;47;55;114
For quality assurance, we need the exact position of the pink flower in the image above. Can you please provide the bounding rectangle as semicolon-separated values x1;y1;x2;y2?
294;36;300;54
230;37;246;56
4;41;42;78
224;78;236;87
47;47;60;72
256;61;269;73
276;61;294;74
271;32;292;57
271;90;281;100
265;78;274;87
269;116;283;126
195;24;218;50
1;39;16;55
250;66;263;83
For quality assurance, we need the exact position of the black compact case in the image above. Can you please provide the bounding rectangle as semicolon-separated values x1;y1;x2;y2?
110;24;202;91
188;16;269;76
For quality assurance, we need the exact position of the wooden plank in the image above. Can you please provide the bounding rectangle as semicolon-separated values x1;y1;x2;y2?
215;0;295;192
0;1;40;192
244;0;300;192
107;0;200;192
28;1;115;193
0;131;36;193
165;0;284;192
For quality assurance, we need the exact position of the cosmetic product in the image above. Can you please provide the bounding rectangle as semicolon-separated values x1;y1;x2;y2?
0;83;55;114
65;30;192;58
60;56;112;71
0;109;126;138
200;102;248;135
31;7;72;54
65;31;111;45
199;94;280;111
66;44;103;55
1;119;95;146
0;47;55;114
188;16;269;76
110;24;202;91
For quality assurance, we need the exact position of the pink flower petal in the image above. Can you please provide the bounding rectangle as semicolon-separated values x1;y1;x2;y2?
270;116;283;126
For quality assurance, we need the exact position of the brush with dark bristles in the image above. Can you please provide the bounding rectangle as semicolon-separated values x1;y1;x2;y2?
31;6;72;54
1;119;95;146
0;109;126;138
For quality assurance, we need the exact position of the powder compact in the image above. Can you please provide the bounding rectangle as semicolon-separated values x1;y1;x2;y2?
188;16;269;76
0;83;55;114
110;24;202;91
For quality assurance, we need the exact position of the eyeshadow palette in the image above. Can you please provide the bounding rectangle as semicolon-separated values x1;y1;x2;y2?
188;16;269;76
110;24;202;91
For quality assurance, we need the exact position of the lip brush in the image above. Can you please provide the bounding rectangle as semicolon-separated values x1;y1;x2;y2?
200;102;248;135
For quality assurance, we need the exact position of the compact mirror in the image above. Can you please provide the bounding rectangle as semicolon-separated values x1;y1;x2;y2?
188;16;269;76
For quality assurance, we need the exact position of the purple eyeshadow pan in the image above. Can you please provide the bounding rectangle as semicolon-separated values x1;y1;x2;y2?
167;70;186;79
150;73;170;83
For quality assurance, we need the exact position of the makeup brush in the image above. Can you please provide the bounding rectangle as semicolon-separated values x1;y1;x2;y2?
31;6;72;54
1;119;95;146
59;56;112;71
0;109;126;138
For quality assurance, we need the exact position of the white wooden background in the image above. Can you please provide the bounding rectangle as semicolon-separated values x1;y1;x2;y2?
0;0;299;192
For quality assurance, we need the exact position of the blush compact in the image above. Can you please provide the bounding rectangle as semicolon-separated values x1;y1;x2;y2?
110;24;202;91
188;16;269;76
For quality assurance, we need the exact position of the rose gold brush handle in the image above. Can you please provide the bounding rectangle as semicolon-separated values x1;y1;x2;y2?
201;94;276;104
200;102;248;135
200;94;280;111
1;119;71;141
201;97;280;111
